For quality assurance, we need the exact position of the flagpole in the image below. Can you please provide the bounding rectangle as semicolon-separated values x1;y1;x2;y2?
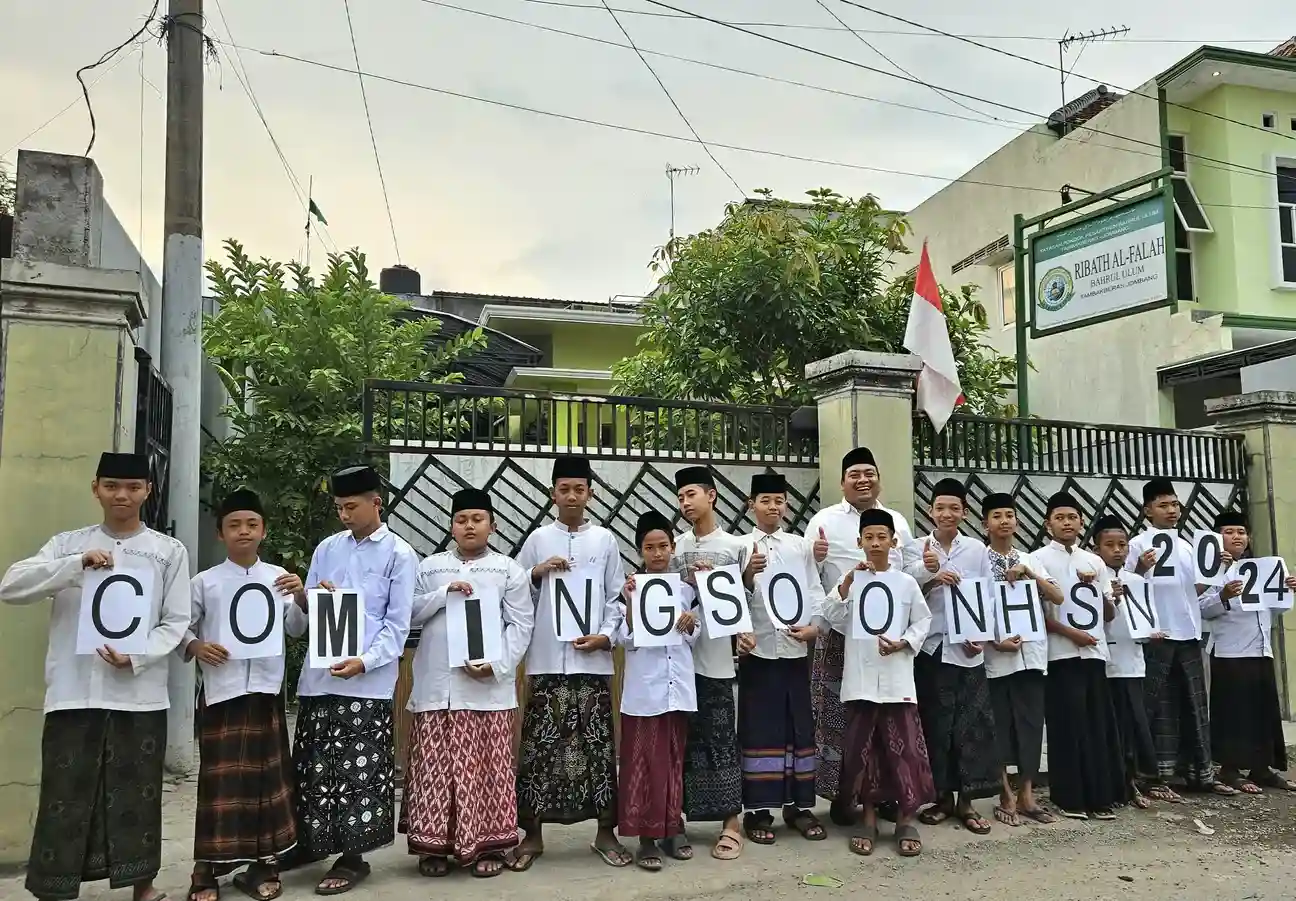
305;174;313;269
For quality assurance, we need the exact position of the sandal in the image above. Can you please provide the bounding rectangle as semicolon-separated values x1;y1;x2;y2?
634;844;663;872
1207;782;1239;796
743;811;777;845
895;824;923;857
590;841;633;868
188;876;219;901
504;847;543;871
417;856;450;878
659;834;693;861
315;861;370;896
1254;770;1296;792
918;806;951;826
1019;806;1057;824
1145;784;1183;803
233;865;283;901
783;808;827;841
957;810;992;834
711;828;744;860
993;804;1020;827
1130;791;1152;810
471;854;506;878
1223;775;1263;795
848;825;878;856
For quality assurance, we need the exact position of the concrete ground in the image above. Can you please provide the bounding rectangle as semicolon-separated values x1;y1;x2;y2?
3;778;1296;901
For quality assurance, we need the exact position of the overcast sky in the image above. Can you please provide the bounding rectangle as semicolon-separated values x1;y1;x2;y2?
1;0;1289;301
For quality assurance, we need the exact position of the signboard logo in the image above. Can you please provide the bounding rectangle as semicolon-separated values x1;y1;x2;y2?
1038;266;1074;312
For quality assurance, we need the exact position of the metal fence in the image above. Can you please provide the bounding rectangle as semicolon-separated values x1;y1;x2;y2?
134;347;173;534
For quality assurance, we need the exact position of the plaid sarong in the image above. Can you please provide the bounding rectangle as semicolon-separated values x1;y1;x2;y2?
1143;638;1213;785
195;692;297;868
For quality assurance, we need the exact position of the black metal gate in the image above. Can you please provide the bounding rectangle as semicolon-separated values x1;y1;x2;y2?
134;347;174;533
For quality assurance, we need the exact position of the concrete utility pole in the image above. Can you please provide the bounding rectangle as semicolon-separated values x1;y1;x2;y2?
160;0;204;774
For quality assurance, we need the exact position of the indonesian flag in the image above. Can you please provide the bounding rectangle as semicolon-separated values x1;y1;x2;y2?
903;241;964;432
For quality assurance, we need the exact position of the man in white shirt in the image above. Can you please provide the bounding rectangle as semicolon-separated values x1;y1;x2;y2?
284;464;418;893
401;487;533;878
1094;515;1163;807
806;446;914;819
183;489;304;901
671;466;751;861
909;478;999;835
0;451;189;901
1126;478;1234;796
1201;511;1296;794
737;473;827;844
981;493;1061;828
616;511;700;871
1035;492;1126;819
511;455;629;871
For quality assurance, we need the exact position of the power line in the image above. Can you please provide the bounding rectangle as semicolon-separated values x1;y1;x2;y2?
835;0;1296;149
2;48;140;160
634;0;1295;187
342;0;402;263
596;0;744;194
207;38;1293;213
210;0;337;253
77;0;161;155
508;0;1283;44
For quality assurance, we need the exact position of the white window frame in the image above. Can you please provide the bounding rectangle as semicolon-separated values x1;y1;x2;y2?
1167;133;1213;235
1167;134;1200;302
997;262;1016;328
1263;111;1278;130
1271;154;1296;291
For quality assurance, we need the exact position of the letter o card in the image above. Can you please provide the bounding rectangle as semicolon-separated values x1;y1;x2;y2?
215;576;284;659
1191;531;1227;586
849;570;907;641
757;567;812;629
695;564;752;638
77;567;155;656
632;573;684;648
308;588;366;669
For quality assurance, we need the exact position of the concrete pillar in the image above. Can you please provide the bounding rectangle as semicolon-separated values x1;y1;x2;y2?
1207;391;1296;719
0;257;144;864
806;351;922;525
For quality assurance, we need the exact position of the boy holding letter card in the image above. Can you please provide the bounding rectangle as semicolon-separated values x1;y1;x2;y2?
980;493;1062;828
737;472;827;845
1199;511;1296;795
824;508;933;858
1093;516;1166;808
284;464;417;893
183;490;303;901
401;488;533;877
511;455;628;871
907;478;1000;836
1034;493;1127;820
0;452;189;901
615;512;701;871
1126;479;1234;796
672;466;753;860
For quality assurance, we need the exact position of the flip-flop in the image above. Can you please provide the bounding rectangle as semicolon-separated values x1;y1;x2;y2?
743;811;777;845
1207;782;1240;796
659;834;693;860
848;825;878;856
993;805;1020;827
315;861;370;896
1091;808;1117;821
504;848;543;872
634;845;663;872
1145;784;1183;803
1130;792;1152;810
1255;771;1296;792
711;828;744;860
1019;806;1058;824
590;842;633;868
918;807;951;826
1224;776;1263;795
958;811;992;834
783;808;827;841
188;879;219;901
417;856;450;878
895;824;923;858
233;867;283;901
471;855;506;878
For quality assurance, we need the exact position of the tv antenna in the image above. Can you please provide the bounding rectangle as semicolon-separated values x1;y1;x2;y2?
666;163;699;242
1058;26;1130;111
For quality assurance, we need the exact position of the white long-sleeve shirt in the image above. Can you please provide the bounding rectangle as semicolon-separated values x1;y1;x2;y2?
407;549;534;711
911;534;991;668
185;558;295;706
0;524;190;712
1201;562;1273;659
1034;541;1112;663
672;526;751;680
1105;565;1147;679
616;591;699;716
742;528;828;659
1125;529;1203;641
806;501;916;603
285;524;417;700
822;567;931;704
515;521;625;676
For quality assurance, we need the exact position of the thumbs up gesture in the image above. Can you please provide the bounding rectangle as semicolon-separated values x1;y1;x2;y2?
923;537;940;573
813;527;829;563
743;544;767;588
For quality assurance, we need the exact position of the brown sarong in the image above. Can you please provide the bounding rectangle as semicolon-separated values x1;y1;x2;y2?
195;692;297;869
618;712;688;839
839;701;936;817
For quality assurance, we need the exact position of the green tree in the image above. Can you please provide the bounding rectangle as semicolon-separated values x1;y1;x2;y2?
202;239;486;574
0;160;15;217
613;189;1017;415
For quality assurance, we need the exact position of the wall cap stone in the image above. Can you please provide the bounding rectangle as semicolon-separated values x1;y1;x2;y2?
1206;391;1296;429
806;351;922;400
1;258;144;329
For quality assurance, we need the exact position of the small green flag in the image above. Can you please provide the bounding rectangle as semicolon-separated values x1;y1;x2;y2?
308;198;328;226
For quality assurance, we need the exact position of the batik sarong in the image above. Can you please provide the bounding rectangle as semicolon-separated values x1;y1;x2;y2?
839;701;935;817
618;712;688;839
912;647;1000;800
516;674;617;825
810;630;847;802
684;674;743;821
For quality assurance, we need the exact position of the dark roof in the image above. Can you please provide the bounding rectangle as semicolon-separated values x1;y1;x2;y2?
397;307;542;387
1047;85;1121;136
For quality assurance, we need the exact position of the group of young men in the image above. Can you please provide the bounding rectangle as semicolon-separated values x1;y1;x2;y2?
2;446;1292;898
